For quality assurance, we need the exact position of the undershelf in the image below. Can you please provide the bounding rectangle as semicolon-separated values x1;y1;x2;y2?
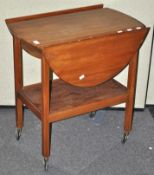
17;79;128;122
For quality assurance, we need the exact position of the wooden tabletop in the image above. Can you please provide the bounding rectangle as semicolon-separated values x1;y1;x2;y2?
6;8;145;49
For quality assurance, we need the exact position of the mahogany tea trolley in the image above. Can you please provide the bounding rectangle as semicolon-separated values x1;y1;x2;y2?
6;4;149;170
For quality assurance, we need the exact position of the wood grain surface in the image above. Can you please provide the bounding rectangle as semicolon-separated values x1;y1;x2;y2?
45;28;149;87
17;79;128;122
6;8;144;48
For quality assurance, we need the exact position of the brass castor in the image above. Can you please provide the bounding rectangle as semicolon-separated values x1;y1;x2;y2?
121;133;129;144
89;111;96;119
15;128;22;141
43;157;49;171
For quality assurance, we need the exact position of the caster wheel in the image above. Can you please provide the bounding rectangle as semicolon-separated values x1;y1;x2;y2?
15;128;22;141
89;111;96;119
121;133;129;144
43;158;49;171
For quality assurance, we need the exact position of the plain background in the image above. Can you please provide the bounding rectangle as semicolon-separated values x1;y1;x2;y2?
0;0;153;107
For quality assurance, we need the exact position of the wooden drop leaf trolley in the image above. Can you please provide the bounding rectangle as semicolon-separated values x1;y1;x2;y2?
6;4;149;170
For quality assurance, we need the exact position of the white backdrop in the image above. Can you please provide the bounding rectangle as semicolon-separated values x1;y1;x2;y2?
146;29;154;105
0;0;153;107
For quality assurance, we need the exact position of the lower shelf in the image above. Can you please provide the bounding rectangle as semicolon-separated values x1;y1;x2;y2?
18;79;128;122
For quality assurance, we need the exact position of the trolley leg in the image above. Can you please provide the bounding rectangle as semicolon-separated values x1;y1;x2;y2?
41;57;51;170
13;37;24;140
122;53;138;144
89;111;96;119
42;123;52;171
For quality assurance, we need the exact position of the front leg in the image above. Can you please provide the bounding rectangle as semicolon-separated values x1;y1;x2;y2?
13;37;24;140
41;57;51;170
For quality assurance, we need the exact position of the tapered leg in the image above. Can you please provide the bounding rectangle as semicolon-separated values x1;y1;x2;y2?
41;57;51;170
13;37;24;140
122;53;139;143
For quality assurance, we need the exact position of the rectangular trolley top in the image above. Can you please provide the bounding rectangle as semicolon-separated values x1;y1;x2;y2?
6;5;145;49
